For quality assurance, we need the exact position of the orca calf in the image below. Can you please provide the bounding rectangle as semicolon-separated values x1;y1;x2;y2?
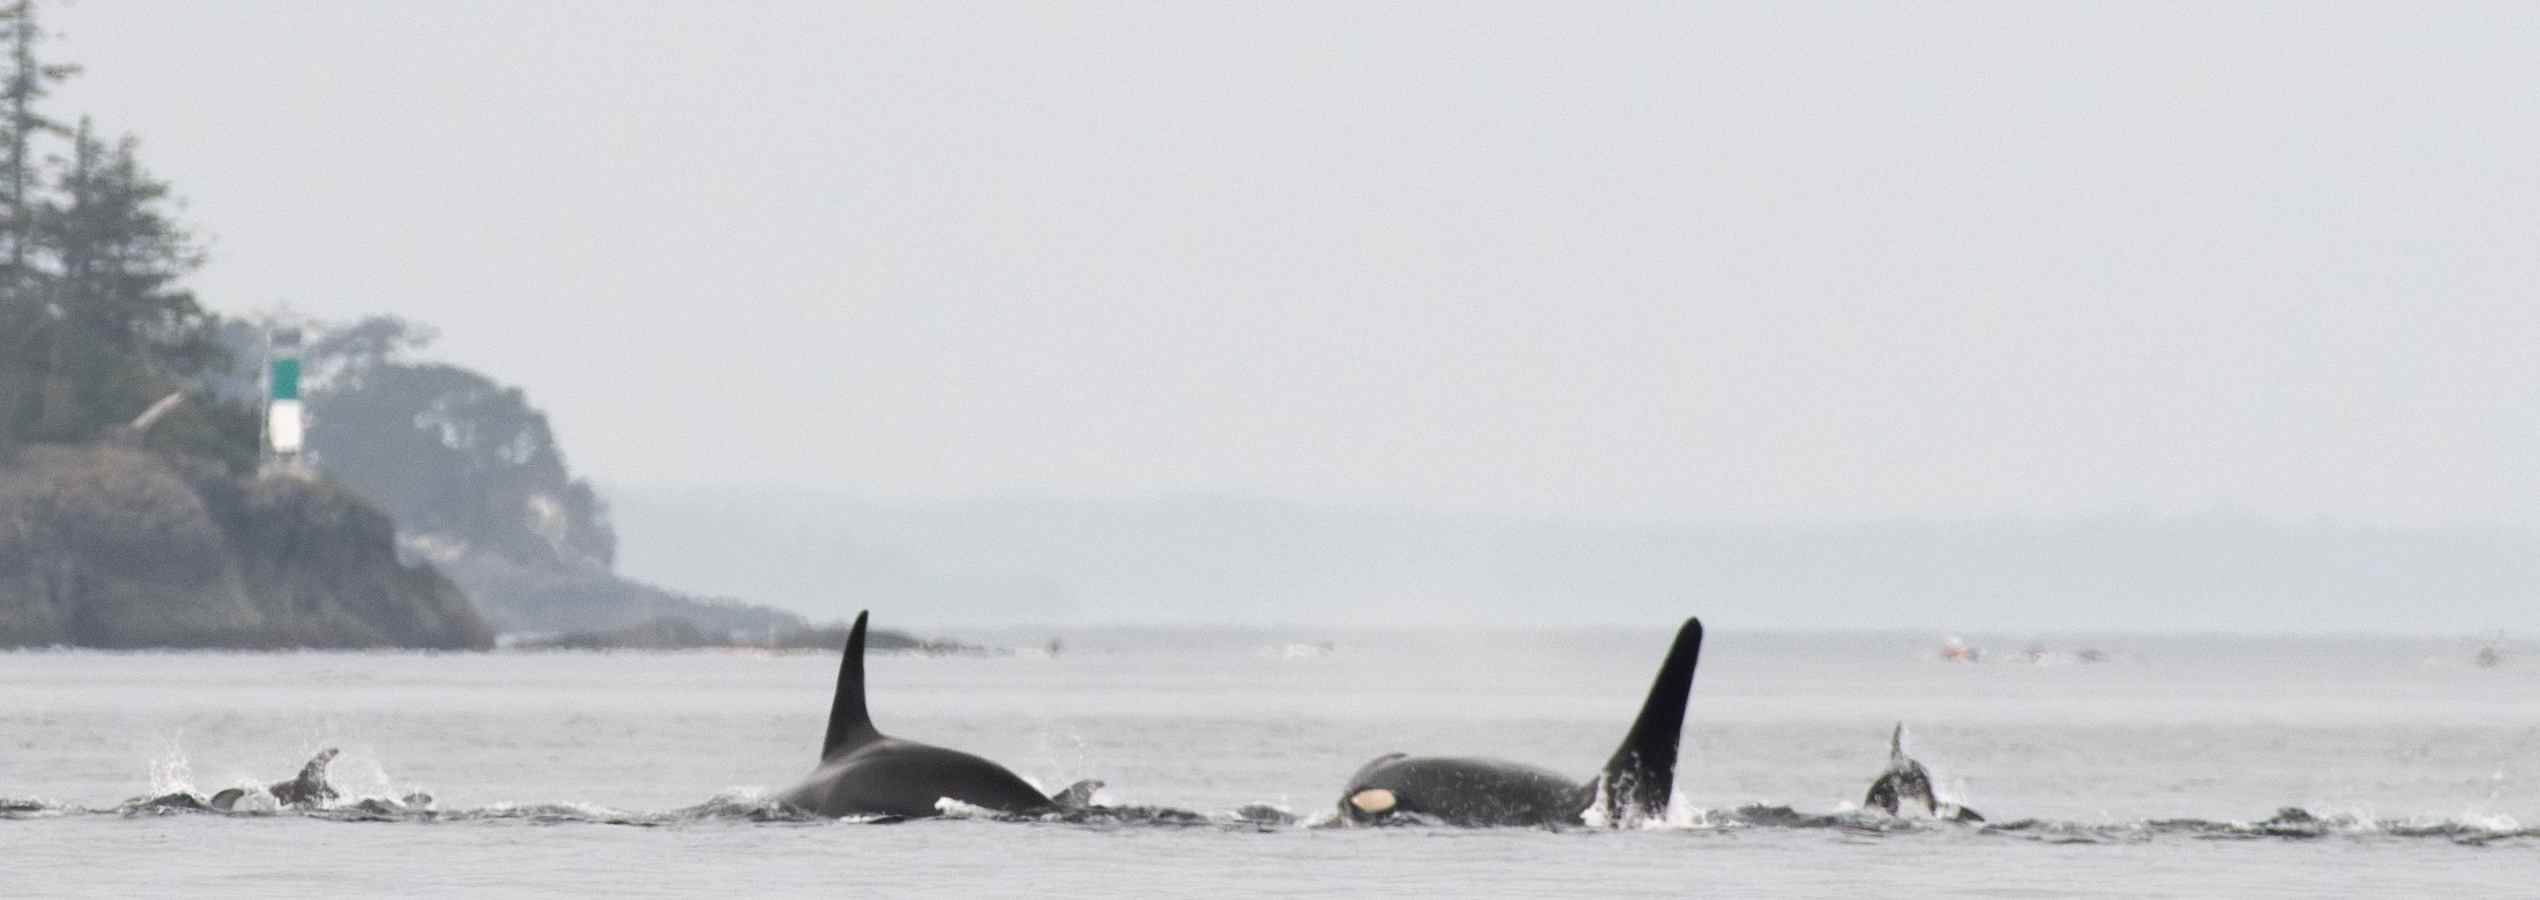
776;611;1098;818
1864;723;1983;823
1336;617;1704;828
209;747;339;811
130;748;344;814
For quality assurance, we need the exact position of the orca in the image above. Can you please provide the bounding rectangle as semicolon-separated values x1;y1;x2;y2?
1336;617;1703;827
1864;723;1984;823
775;611;1097;818
207;747;339;811
272;747;341;807
129;748;344;814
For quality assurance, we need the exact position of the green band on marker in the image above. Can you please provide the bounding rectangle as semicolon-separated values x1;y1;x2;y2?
271;359;301;401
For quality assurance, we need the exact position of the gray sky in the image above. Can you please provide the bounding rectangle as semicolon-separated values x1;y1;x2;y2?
51;1;2540;526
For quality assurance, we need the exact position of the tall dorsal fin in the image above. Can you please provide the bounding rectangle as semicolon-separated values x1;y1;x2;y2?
1591;616;1703;824
820;611;882;759
1890;722;1906;764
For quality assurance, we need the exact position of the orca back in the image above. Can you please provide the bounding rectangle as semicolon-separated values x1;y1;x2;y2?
271;748;339;806
820;611;882;760
1592;616;1703;823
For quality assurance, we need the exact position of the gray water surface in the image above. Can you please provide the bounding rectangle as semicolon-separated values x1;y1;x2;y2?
3;628;2533;896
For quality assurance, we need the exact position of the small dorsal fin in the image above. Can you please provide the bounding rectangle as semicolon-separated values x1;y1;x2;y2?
1592;616;1703;824
1050;779;1104;808
820;611;883;760
272;748;339;806
297;747;338;787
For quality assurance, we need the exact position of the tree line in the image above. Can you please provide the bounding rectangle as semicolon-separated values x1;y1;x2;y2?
0;2;617;573
301;315;619;569
0;0;248;467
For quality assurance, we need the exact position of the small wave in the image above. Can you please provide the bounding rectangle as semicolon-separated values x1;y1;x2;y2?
927;795;1221;829
10;793;2533;844
1030;803;1214;828
1225;802;1302;828
1317;802;2539;846
1980;807;2537;846
1;796;69;819
442;800;652;826
668;791;827;824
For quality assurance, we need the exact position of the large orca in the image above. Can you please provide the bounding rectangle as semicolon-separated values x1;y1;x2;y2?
1336;617;1704;828
775;611;1095;818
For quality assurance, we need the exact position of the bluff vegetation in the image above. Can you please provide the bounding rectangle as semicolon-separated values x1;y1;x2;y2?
0;3;864;647
293;315;805;638
0;2;486;648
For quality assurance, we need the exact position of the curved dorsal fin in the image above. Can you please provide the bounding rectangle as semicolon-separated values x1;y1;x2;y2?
271;747;339;806
1592;616;1703;823
1050;779;1104;809
297;748;338;786
820;611;882;759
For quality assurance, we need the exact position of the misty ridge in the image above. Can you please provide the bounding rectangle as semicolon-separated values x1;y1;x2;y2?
612;487;2540;634
5;2;2534;649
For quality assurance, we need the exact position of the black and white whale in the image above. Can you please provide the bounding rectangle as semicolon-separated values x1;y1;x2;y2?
1863;723;1983;822
211;747;340;810
1336;616;1704;828
775;611;1098;818
133;748;368;813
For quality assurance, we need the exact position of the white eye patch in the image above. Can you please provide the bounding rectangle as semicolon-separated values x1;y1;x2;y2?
1348;789;1397;814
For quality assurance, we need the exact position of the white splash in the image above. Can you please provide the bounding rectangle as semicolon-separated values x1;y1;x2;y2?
1577;776;1614;828
1653;790;1723;830
147;738;195;796
2460;811;2522;832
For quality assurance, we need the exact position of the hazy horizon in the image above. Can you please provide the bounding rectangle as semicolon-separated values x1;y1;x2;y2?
9;8;2534;893
45;1;2540;532
25;3;2540;636
604;482;2540;634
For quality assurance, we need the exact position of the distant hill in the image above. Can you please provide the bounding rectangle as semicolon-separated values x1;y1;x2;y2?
290;316;810;638
608;487;2540;633
415;545;806;637
514;615;987;654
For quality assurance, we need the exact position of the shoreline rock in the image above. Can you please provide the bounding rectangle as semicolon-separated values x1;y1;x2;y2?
427;548;806;639
0;444;495;649
511;615;996;655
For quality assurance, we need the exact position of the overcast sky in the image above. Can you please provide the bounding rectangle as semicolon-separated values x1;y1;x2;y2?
48;2;2540;526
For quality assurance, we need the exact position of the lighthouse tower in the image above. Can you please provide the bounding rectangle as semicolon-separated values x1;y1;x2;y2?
263;325;308;475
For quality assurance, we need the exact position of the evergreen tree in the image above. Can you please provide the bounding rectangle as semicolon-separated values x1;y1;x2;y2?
0;2;242;466
49;121;209;373
18;120;209;442
0;0;70;285
0;0;75;454
304;317;620;569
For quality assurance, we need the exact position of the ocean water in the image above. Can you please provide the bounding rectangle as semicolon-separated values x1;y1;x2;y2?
2;627;2533;897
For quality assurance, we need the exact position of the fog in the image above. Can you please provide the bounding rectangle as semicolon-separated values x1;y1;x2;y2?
47;3;2540;629
606;486;2540;632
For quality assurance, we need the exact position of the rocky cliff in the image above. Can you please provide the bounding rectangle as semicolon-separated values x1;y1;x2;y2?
0;445;495;649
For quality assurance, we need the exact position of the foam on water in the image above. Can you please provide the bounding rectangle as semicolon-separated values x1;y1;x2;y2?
16;774;2540;849
6;633;2537;895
